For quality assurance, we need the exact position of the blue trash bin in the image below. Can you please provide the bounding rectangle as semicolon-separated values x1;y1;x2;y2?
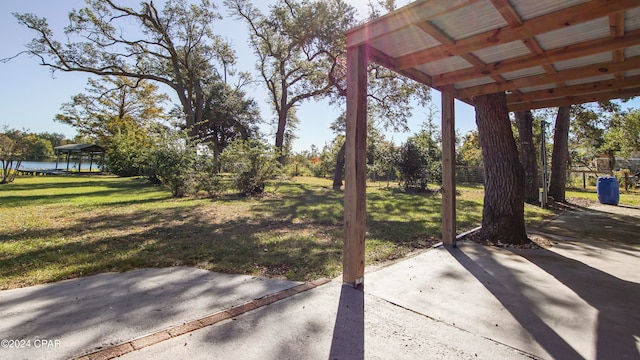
597;176;619;205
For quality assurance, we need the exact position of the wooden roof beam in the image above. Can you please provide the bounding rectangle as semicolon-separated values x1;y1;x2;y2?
610;12;626;81
366;45;436;86
508;87;640;112
432;28;640;87
489;0;523;28
490;0;563;91
458;55;640;98
416;19;512;89
345;0;478;48
396;0;639;69
506;75;640;103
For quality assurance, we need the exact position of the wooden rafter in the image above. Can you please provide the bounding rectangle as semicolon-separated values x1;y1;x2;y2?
459;55;640;98
506;75;640;104
396;0;639;70
508;87;640;112
489;0;563;95
432;29;640;87
415;20;511;88
346;0;479;48
610;12;626;81
349;0;640;112
489;0;522;28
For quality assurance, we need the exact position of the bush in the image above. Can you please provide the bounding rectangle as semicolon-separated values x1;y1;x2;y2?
283;157;313;177
146;132;198;198
106;132;147;177
397;141;429;191
221;139;280;196
194;155;226;197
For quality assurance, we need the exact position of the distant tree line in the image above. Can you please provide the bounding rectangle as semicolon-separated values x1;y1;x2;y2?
0;127;70;161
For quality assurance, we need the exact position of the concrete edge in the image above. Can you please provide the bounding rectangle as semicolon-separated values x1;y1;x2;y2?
73;278;331;360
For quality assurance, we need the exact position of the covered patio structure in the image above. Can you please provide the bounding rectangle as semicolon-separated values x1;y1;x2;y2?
343;0;640;287
54;144;105;172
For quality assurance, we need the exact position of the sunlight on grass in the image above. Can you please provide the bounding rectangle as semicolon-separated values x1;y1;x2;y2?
0;175;563;289
566;187;640;206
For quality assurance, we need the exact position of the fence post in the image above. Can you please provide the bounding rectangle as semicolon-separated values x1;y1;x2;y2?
624;172;629;192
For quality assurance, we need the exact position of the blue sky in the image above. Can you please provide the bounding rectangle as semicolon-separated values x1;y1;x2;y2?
0;1;508;152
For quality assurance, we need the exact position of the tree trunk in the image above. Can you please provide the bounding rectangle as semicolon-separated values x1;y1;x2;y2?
475;92;529;244
275;111;287;164
515;110;539;204
549;106;571;202
332;142;346;191
275;67;289;165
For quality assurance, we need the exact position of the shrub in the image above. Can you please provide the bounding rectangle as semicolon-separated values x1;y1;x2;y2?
106;132;147;177
146;132;197;198
283;155;313;177
194;155;226;197
397;141;429;191
221;139;280;196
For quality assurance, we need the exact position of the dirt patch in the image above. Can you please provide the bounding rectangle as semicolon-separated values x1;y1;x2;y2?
528;235;554;249
460;231;548;250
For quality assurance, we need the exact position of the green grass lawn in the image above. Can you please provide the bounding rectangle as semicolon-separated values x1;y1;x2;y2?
566;187;640;206
0;175;554;289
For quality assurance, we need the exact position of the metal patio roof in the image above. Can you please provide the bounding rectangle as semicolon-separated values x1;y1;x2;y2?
54;144;105;153
345;0;640;111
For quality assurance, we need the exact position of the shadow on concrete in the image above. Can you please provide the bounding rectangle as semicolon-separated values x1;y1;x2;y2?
449;245;640;360
519;250;640;360
447;247;584;360
0;268;297;359
329;284;364;360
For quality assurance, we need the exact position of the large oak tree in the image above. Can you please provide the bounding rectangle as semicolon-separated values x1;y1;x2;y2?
14;0;246;141
475;92;528;244
225;0;358;163
515;110;539;204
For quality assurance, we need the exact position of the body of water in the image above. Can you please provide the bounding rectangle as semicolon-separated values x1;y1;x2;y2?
19;161;104;170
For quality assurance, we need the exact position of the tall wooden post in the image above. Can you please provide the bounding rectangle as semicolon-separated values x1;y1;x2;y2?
441;88;456;247
343;45;368;288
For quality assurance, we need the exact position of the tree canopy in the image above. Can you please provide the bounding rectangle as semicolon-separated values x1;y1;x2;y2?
55;76;169;145
225;0;358;161
15;0;249;141
604;109;640;159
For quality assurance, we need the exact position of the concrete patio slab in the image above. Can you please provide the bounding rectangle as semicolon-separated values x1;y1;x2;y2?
367;242;640;360
0;267;298;359
118;280;535;360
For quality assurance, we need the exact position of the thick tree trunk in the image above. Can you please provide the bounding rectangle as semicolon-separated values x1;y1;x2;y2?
332;142;346;191
515;110;539;204
475;92;529;244
549;106;571;202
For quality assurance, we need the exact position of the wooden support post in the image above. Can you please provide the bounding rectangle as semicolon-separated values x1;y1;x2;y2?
583;171;586;189
343;45;368;288
441;88;456;247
